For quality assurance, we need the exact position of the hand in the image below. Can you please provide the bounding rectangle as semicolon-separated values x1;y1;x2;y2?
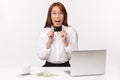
47;30;54;41
46;30;54;49
60;30;68;47
60;30;67;41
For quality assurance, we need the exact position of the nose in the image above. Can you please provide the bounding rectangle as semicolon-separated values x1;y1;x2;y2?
55;14;60;17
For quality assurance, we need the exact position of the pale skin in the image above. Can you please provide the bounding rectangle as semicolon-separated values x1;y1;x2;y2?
46;6;68;49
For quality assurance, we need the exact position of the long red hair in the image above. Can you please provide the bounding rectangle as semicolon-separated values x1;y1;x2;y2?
44;2;68;28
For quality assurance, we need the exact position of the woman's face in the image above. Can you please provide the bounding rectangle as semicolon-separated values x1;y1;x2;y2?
51;6;64;27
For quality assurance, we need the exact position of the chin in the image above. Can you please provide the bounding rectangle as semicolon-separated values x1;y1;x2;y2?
54;24;62;27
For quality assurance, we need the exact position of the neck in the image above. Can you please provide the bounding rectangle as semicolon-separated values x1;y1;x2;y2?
54;26;62;27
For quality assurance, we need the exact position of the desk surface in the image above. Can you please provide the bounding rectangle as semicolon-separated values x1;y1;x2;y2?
0;66;120;80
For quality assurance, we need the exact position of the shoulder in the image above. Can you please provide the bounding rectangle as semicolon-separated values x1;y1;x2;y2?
63;25;77;33
39;27;51;37
39;27;51;34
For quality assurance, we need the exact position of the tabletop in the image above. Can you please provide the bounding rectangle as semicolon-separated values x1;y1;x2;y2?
0;66;120;80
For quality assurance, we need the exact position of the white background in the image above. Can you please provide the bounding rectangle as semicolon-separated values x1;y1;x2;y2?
0;0;120;70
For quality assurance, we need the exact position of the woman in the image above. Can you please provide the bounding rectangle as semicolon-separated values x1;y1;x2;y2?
38;2;78;67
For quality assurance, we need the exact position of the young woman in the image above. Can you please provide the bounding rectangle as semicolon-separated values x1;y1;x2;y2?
38;2;78;67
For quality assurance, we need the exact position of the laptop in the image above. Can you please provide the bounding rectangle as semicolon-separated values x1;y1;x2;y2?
65;50;106;77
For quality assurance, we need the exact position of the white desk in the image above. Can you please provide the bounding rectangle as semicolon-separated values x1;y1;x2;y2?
0;66;120;80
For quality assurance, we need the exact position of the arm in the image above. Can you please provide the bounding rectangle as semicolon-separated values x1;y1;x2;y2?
37;29;52;60
64;27;78;59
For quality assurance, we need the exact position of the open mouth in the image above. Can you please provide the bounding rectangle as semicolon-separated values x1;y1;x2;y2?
55;20;61;22
54;19;62;26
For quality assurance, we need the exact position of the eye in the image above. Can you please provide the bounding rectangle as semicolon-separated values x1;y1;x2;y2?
51;12;57;15
59;12;63;14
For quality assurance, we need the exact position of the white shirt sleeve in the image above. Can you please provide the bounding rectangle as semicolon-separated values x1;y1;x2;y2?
37;29;51;60
64;27;78;59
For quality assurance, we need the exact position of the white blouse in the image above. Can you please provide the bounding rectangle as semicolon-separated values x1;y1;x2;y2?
37;25;78;63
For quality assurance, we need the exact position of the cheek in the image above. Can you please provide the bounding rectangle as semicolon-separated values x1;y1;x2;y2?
61;16;64;22
51;16;55;22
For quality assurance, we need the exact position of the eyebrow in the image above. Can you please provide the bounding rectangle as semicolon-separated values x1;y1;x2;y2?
51;10;63;12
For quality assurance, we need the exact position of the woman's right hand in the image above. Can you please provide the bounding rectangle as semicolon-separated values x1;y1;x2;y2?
46;30;54;49
48;30;54;41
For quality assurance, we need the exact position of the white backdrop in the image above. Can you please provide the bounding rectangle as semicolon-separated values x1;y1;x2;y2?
0;0;120;69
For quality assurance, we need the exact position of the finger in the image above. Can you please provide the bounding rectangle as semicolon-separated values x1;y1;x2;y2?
49;34;52;37
62;29;65;32
50;28;54;32
61;35;64;37
48;32;53;37
60;30;64;34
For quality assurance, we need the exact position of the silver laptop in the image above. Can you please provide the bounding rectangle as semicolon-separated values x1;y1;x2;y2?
65;50;106;77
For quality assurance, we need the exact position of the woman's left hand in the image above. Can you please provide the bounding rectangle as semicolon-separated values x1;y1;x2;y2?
60;30;67;41
60;30;68;47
